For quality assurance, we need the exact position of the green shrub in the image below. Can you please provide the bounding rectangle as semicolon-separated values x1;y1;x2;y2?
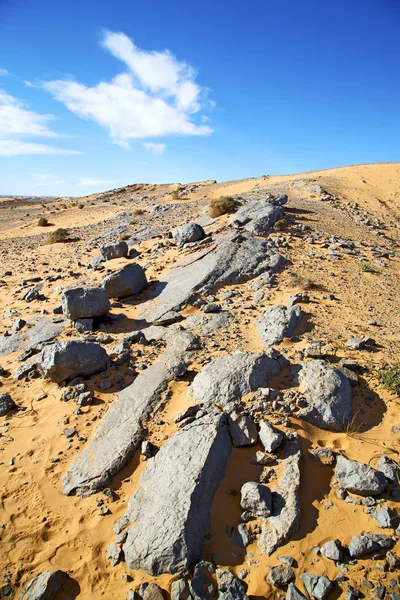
380;367;400;396
360;261;374;273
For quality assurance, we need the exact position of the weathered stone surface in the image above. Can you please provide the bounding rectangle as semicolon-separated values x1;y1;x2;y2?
234;523;252;548
63;349;189;496
320;539;343;561
258;435;301;556
106;544;122;567
348;534;381;558
335;455;388;496
230;200;284;236
184;312;233;335
170;579;192;600
61;286;110;320
300;574;333;600
373;507;396;528
0;393;17;416
190;351;280;408
228;412;258;447
216;569;248;600
286;583;308;600
297;360;353;431
75;318;94;333
377;454;400;484
256;305;304;347
0;317;65;357
268;565;294;588
123;413;231;575
137;232;283;323
259;421;283;453
190;561;216;600
40;341;110;384
240;482;272;517
102;264;148;299
21;570;69;599
100;240;128;260
172;223;205;247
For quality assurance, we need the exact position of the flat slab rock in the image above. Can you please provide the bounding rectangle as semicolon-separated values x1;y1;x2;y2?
123;412;231;575
136;231;283;324
62;349;189;496
0;317;65;357
297;359;353;432
258;435;301;556
21;570;70;600
230;199;284;236
335;455;388;496
256;305;305;347
190;351;281;407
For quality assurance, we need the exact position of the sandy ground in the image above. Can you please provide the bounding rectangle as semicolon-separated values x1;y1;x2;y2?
0;163;400;598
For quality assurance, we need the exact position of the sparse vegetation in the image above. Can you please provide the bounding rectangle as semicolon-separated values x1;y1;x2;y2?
47;228;70;244
208;196;236;218
360;261;374;273
170;186;184;200
78;204;84;209
344;411;364;437
379;366;400;396
132;208;145;216
37;217;49;227
288;271;314;289
121;233;131;241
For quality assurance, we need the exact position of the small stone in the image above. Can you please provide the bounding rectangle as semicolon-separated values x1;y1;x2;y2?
268;565;295;588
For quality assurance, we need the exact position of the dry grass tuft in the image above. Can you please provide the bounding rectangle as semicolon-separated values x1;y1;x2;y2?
288;271;314;290
208;196;236;218
37;217;49;227
47;228;70;244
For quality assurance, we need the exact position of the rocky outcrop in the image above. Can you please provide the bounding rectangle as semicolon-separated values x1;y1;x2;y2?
40;341;110;383
190;351;281;407
122;412;231;575
62;349;189;496
172;222;205;247
258;435;301;556
102;263;148;298
256;305;304;347
230;199;284;236
0;317;65;357
297;360;353;431
61;286;110;320
21;570;69;599
335;455;388;496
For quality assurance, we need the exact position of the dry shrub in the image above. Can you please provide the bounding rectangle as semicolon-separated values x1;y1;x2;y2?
208;196;236;218
37;217;49;227
132;208;145;216
47;228;70;243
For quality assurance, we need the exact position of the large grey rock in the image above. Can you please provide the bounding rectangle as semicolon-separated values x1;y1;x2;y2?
268;565;294;588
102;263;148;298
123;413;231;575
0;317;65;357
61;286;110;320
172;223;205;247
190;561;216;600
259;421;283;453
320;539;343;561
40;341;110;384
216;569;248;600
190;351;280;408
0;393;17;416
240;481;272;517
256;305;304;347
335;455;388;496
258;435;301;555
137;231;283;323
100;240;128;260
377;454;400;484
170;579;192;600
228;412;258;447
184;312;233;335
286;584;308;600
372;506;396;528
230;200;284;236
63;349;189;496
297;360;353;431
348;534;381;558
21;570;69;599
300;574;333;600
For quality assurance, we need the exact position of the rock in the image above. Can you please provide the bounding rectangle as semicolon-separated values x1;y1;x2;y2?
268;565;295;588
304;340;324;358
106;544;122;567
386;550;400;569
170;579;192;600
216;569;248;600
40;341;110;384
21;570;69;599
113;516;129;535
143;583;165;600
172;223;205;247
123;414;231;575
230;200;284;236
258;435;301;556
0;393;17;416
202;302;221;314
155;311;183;326
320;539;343;561
102;264;148;299
256;305;304;347
0;317;65;357
190;351;280;408
258;421;283;453
297;360;353;431
300;574;333;600
240;482;272;517
189;561;216;600
286;584;308;600
228;413;258;446
348;534;381;558
184;312;233;335
61;286;110;320
373;507;396;528
63;349;190;496
234;523;252;548
377;454;400;484
100;240;129;261
335;455;388;496
75;318;94;333
137;231;284;323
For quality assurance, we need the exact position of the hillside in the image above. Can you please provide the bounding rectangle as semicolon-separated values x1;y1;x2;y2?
0;162;400;600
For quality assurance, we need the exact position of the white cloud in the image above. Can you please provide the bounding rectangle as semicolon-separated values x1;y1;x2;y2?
31;173;64;187
0;139;81;156
0;69;9;77
143;142;165;155
0;89;81;156
43;31;213;148
77;177;115;187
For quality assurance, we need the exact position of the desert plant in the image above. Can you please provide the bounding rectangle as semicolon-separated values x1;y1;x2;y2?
132;208;145;216
360;261;374;273
288;271;314;290
170;186;184;200
344;411;364;437
37;217;49;227
121;233;131;241
379;366;400;396
208;196;236;218
47;228;69;244
78;204;84;209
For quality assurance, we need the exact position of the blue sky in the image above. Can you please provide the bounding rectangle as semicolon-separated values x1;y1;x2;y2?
0;0;399;196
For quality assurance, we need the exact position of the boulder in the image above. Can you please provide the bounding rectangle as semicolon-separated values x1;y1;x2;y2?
297;360;353;431
143;584;165;600
0;393;17;416
40;341;110;384
100;240;129;260
348;534;381;558
190;562;216;600
300;574;333;600
268;565;294;588
259;421;283;453
102;263;148;299
377;454;400;484
216;569;248;600
61;286;110;320
320;539;343;561
190;351;281;408
228;412;258;446
63;349;189;496
256;305;304;347
286;584;308;600
172;223;205;247
21;570;69;599
123;413;231;575
170;579;192;600
230;200;284;236
240;481;272;517
335;455;388;496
